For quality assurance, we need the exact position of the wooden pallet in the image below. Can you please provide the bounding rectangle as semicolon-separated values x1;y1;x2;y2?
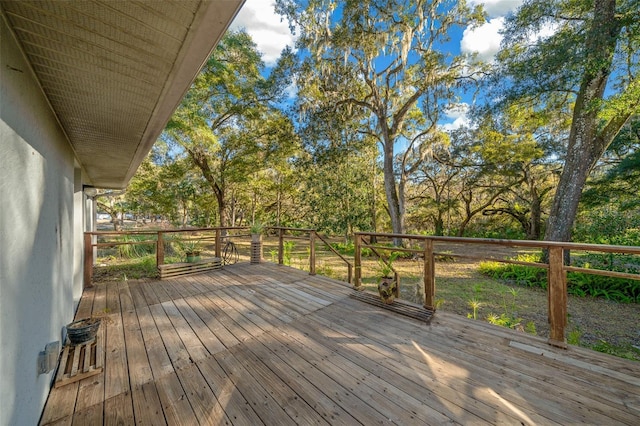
349;291;435;324
250;242;262;264
54;334;103;388
158;257;222;279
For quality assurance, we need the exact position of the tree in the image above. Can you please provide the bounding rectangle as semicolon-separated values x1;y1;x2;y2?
497;0;640;242
95;190;126;230
582;117;640;210
164;30;297;227
472;106;561;239
277;0;484;242
298;143;379;239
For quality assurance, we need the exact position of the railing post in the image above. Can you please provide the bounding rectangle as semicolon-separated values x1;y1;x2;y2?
278;228;284;265
548;246;568;348
156;231;164;267
423;238;435;310
309;231;316;275
215;228;221;258
84;233;93;288
354;234;362;290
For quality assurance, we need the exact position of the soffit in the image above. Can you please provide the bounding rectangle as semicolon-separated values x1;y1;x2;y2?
1;0;244;188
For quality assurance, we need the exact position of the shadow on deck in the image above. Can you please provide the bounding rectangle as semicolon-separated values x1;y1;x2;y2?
41;263;640;425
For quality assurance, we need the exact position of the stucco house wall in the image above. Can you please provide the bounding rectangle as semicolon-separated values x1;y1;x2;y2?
1;18;87;426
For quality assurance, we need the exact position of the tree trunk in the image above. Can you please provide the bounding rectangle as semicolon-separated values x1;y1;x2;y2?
381;133;404;245
383;151;402;234
370;156;378;243
545;0;620;242
276;174;282;227
528;188;542;240
187;147;227;227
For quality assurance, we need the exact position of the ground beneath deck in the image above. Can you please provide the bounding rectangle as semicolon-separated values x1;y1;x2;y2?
41;263;640;425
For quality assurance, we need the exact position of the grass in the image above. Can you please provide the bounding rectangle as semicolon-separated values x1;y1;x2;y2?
93;254;158;281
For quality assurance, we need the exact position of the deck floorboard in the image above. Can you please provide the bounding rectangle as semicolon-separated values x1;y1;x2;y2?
41;263;640;425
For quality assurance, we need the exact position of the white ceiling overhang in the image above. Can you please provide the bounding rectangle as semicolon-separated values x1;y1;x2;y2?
1;0;244;188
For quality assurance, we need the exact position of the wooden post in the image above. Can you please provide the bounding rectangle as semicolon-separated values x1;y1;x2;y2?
354;234;362;290
423;239;435;310
156;232;164;267
309;231;316;275
83;233;93;288
548;246;568;348
347;264;353;285
215;228;221;258
278;228;284;265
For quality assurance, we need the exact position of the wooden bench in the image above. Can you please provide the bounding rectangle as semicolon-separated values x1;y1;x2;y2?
158;257;222;279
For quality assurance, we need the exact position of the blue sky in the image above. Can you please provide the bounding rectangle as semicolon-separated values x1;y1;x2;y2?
231;0;526;128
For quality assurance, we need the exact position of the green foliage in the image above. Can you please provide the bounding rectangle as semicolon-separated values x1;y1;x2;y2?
115;234;156;259
283;241;295;266
524;321;537;335
486;313;522;330
163;30;298;227
298;141;379;237
316;261;335;279
485;287;532;334
574;208;640;246
174;238;202;256
467;298;483;320
566;273;640;303
463;226;526;240
377;252;399;278
479;252;640;302
567;328;582;346
330;241;374;258
250;222;264;234
478;254;547;289
94;255;158;281
582;119;640;212
591;341;640;362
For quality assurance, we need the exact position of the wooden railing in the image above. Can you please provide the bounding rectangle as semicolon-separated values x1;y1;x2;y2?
83;227;247;287
83;226;354;287
84;228;640;347
354;232;640;348
267;227;353;284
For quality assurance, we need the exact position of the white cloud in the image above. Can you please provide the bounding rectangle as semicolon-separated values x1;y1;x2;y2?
230;0;297;66
461;0;524;63
444;103;470;120
283;80;298;100
529;21;560;44
468;0;523;18
441;103;471;131
461;3;560;63
460;17;505;63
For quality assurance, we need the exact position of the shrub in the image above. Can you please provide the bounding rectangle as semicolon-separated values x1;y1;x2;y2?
479;253;640;302
478;253;547;289
117;234;156;258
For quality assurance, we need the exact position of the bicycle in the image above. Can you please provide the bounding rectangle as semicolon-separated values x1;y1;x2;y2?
222;239;239;265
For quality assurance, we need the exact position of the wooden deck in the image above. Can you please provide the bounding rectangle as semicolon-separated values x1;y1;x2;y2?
41;263;640;425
